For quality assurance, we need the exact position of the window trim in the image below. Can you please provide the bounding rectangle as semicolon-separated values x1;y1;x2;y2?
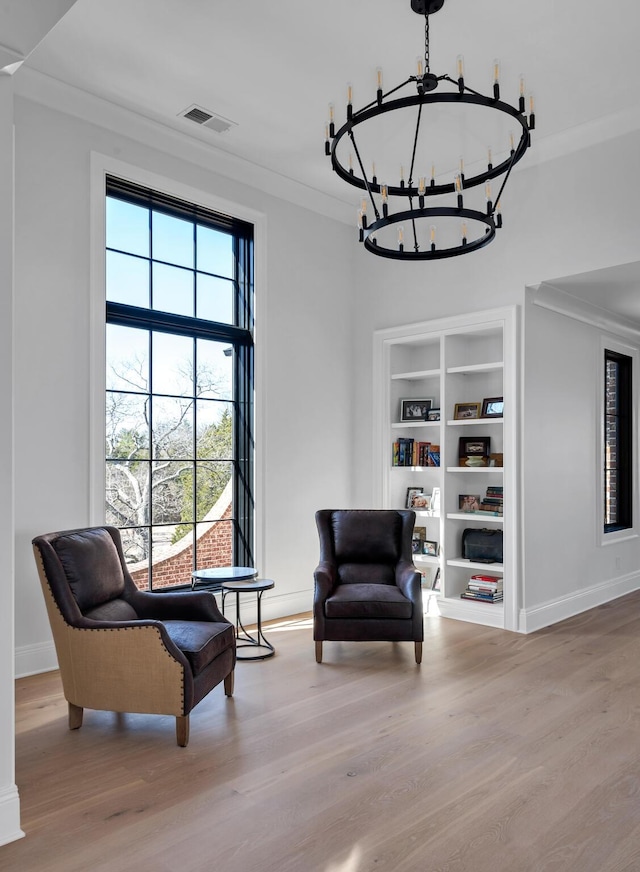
90;153;266;578
598;335;638;546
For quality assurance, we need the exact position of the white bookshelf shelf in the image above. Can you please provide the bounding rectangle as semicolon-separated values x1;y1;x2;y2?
446;512;503;524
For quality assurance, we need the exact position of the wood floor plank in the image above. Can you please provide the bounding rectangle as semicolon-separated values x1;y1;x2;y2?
5;596;640;871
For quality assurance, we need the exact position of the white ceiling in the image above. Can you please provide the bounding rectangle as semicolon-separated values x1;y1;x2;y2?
12;0;640;324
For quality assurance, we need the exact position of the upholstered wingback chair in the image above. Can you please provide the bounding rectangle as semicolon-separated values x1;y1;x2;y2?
32;525;236;746
313;509;423;664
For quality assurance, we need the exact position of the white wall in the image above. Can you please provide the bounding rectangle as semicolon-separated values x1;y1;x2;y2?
350;130;640;625
521;294;640;629
0;74;23;848
12;92;355;675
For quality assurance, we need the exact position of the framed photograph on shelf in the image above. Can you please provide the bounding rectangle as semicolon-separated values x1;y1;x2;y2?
459;494;481;512
481;396;504;418
459;436;491;458
423;540;439;557
406;487;424;509
400;398;433;422
453;402;481;420
430;487;441;514
426;408;441;422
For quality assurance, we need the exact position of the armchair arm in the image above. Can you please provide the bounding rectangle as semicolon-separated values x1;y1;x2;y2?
395;560;422;603
313;561;337;601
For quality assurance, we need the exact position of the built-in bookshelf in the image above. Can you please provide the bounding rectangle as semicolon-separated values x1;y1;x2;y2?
374;307;518;631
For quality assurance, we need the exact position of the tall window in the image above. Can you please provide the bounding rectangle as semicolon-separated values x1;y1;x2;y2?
604;349;632;533
105;176;254;589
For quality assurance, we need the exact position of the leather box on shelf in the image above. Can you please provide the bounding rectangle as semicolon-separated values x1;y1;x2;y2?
461;528;503;563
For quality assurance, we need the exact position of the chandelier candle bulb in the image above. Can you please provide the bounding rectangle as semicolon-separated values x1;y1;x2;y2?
372;162;377;184
400;165;405;188
328;103;335;137
376;67;384;104
485;180;493;213
348;153;354;175
381;184;389;217
416;57;423;77
325;124;330;156
454;174;463;208
430;224;436;252
398;225;404;252
493;59;501;99
519;75;526;113
459;156;465;182
430;162;436;187
529;94;536;129
487;146;493;170
347;83;353;120
457;54;464;91
461;221;468;246
496;200;503;228
509;130;515;154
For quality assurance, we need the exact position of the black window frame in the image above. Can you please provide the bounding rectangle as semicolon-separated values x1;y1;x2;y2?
105;175;254;587
604;348;632;534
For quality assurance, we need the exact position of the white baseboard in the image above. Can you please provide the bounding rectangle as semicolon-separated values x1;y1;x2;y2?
518;571;640;633
0;785;24;848
15;640;58;679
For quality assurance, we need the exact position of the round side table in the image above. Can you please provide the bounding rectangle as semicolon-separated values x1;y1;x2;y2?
221;578;275;660
190;565;257;591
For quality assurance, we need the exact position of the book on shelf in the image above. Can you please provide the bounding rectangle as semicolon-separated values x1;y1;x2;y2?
392;438;439;467
462;573;503;602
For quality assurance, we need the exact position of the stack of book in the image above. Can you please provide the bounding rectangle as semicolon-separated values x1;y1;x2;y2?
392;439;440;467
479;486;503;515
461;574;503;603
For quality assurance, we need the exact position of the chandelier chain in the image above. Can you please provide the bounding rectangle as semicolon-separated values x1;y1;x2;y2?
424;14;430;74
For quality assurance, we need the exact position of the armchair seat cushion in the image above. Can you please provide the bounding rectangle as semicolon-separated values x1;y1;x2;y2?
164;620;235;675
325;583;413;620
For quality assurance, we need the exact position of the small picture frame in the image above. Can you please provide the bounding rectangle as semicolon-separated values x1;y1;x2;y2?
426;408;441;422
430;487;441;514
459;436;491;457
406;486;424;509
453;402;481;420
413;526;426;540
481;396;504;418
459;494;481;512
423;540;439;557
400;398;433;421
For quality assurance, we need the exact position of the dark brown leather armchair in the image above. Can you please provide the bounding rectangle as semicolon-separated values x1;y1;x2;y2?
313;509;423;664
32;526;236;746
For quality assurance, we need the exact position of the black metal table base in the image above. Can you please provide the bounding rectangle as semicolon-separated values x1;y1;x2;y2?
221;579;275;661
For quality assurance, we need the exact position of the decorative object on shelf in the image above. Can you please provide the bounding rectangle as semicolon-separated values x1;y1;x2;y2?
481;396;504;418
461;527;503;563
426;408;441;421
400;397;433;421
406;486;426;508
459;436;491;462
459;494;481;512
453;402;480;420
430;487;441;514
324;0;534;261
489;453;503;467
423;540;439;556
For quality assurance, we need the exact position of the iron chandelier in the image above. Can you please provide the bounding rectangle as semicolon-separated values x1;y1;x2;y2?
324;0;535;260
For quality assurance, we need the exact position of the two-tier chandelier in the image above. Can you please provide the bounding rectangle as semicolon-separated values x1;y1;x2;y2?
324;0;535;260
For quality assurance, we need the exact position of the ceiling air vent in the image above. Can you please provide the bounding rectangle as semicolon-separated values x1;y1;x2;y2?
179;105;237;134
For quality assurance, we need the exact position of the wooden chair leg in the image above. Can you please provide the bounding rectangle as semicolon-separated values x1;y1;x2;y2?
68;702;83;730
415;642;423;665
224;670;234;697
176;715;190;747
315;640;323;663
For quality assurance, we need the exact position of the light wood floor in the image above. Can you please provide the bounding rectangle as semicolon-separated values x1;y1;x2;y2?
5;595;640;872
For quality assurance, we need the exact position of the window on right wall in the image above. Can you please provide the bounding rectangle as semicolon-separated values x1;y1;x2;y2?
604;348;632;533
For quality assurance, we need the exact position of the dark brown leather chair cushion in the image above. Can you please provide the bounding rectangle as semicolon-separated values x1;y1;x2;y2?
53;528;126;614
337;563;395;585
325;584;412;620
332;510;402;564
164;620;235;675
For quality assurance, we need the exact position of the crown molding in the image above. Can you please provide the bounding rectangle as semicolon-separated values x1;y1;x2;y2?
527;282;640;342
13;66;355;225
